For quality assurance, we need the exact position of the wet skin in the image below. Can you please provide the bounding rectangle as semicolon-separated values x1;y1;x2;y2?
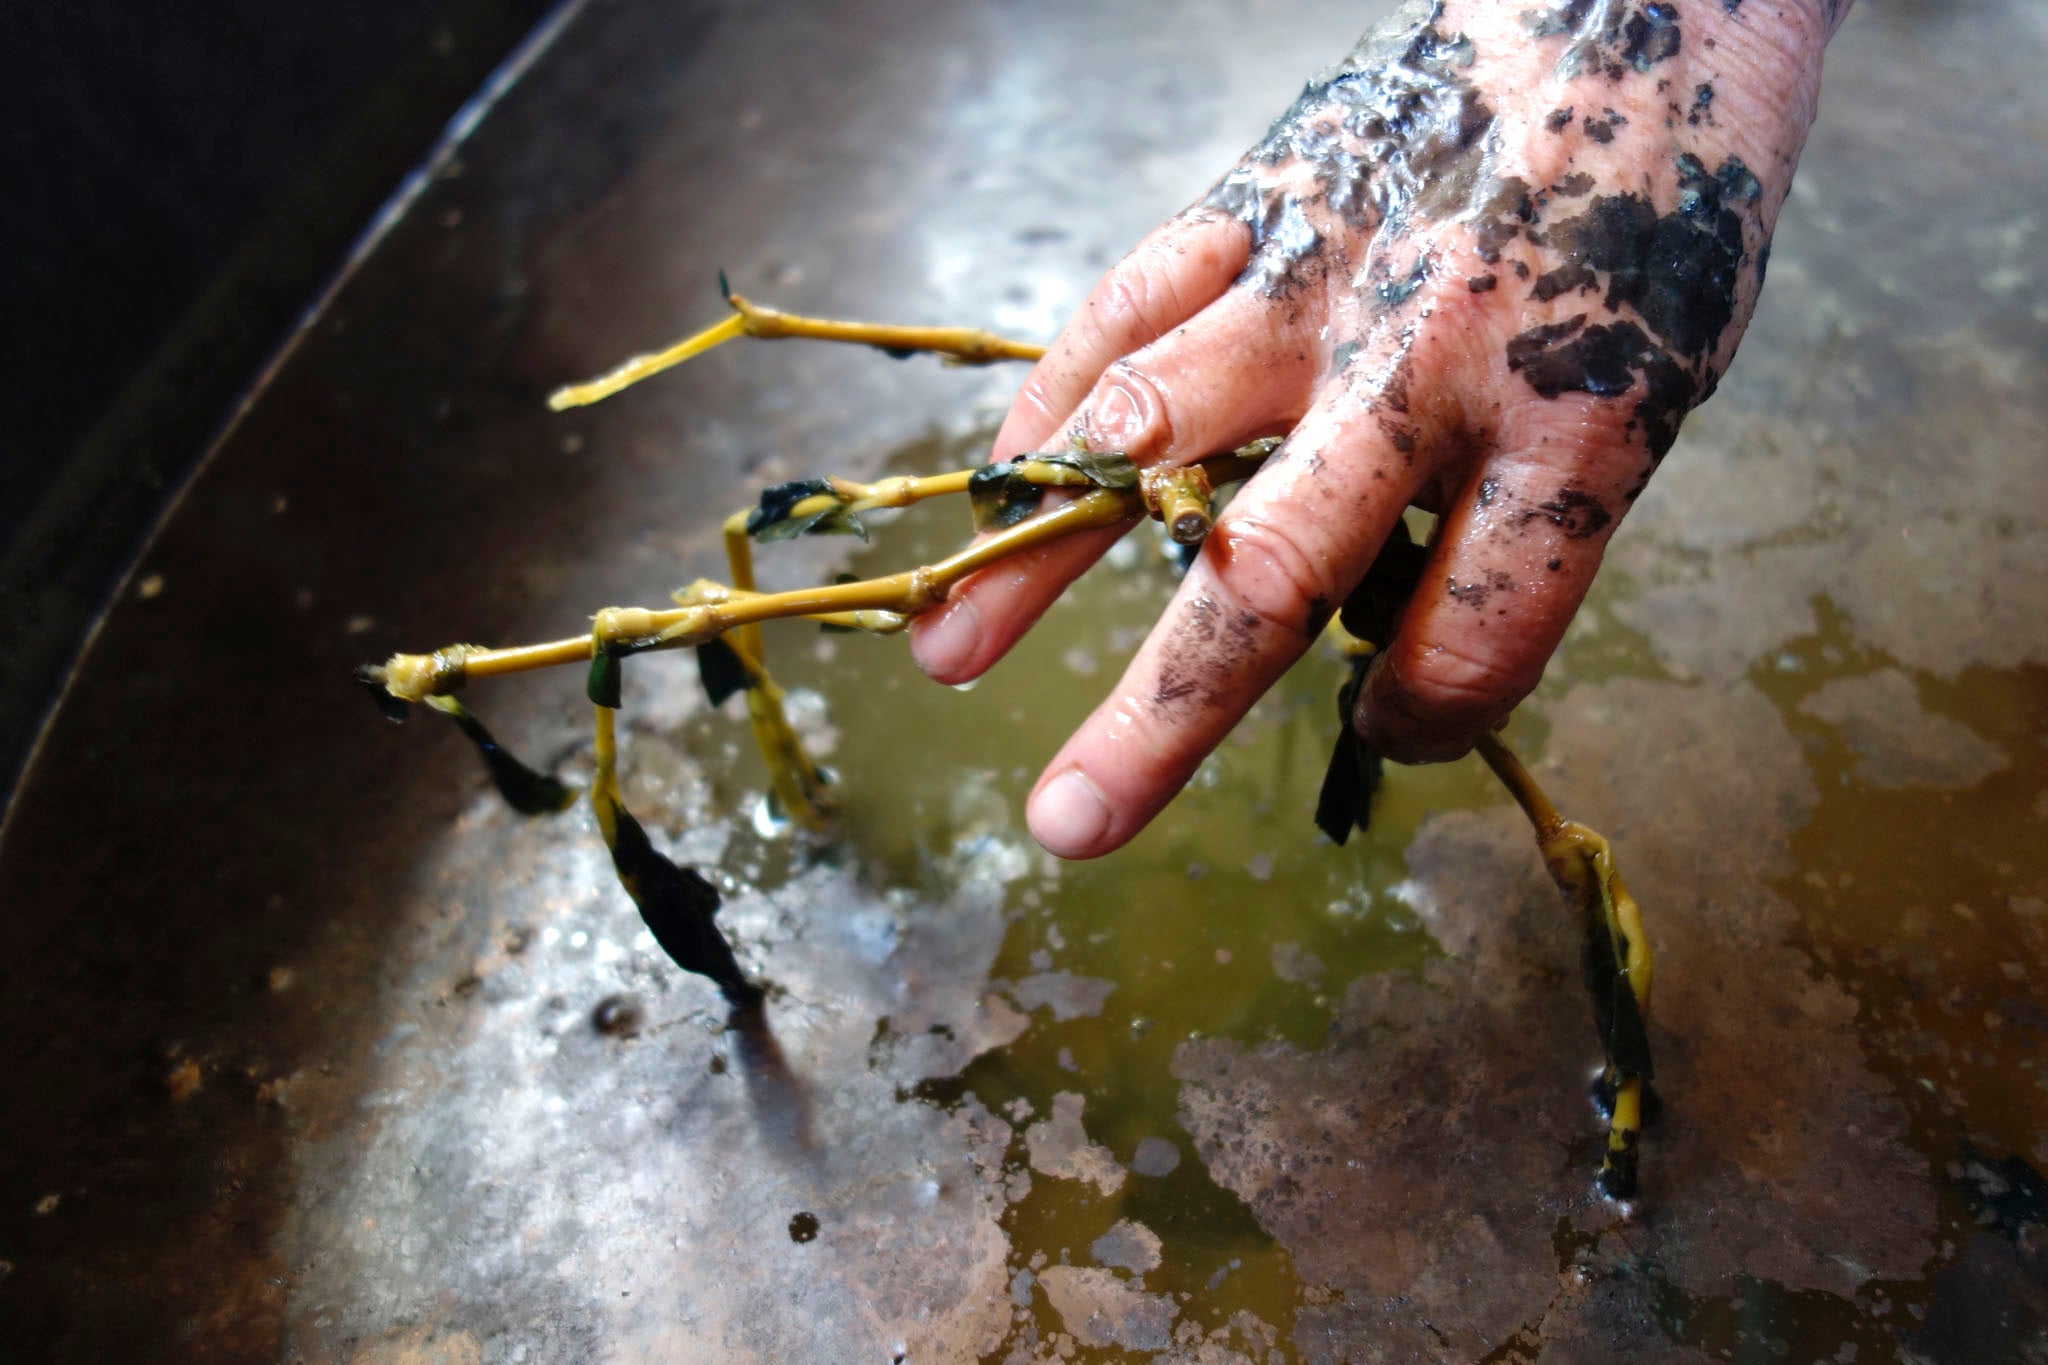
910;0;1853;858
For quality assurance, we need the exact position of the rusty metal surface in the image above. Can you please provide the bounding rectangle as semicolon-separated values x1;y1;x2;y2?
2;1;2045;1361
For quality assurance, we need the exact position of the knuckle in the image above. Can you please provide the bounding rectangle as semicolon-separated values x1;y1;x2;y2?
1078;360;1176;463
1095;240;1188;342
1005;373;1068;453
1492;403;1663;515
1204;513;1339;638
1503;386;1640;452
1383;628;1540;725
1175;209;1253;282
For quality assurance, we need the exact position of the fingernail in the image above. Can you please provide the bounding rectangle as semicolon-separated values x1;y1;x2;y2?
1029;769;1111;858
912;597;981;679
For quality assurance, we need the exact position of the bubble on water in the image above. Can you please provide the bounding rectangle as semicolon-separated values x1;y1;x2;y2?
750;793;790;840
591;995;643;1037
1327;886;1376;919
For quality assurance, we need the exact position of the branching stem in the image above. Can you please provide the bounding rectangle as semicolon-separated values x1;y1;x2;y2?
374;287;1664;1199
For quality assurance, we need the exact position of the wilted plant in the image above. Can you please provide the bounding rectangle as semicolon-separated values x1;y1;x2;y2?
357;283;1656;1197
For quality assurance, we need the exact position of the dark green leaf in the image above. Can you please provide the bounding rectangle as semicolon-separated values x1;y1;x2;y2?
746;478;867;543
1039;448;1140;489
1581;914;1655;1083
1340;518;1429;647
787;506;867;541
696;637;751;706
968;461;1044;531
431;698;577;815
748;478;832;536
1313;666;1383;845
354;664;409;724
601;792;761;1006
587;649;622;709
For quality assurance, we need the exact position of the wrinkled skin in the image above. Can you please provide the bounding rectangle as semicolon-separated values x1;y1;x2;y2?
912;0;1850;858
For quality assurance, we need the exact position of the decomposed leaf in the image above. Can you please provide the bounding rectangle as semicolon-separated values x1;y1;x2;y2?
1040;448;1139;489
588;649;623;709
354;664;410;724
1314;730;1363;845
1314;665;1383;845
696;637;751;706
967;450;1139;532
748;478;831;536
747;479;867;543
967;461;1044;531
1549;833;1656;1084
425;696;578;815
600;791;761;1006
1340;518;1429;648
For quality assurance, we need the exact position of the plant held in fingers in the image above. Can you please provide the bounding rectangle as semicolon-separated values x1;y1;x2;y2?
356;285;1657;1198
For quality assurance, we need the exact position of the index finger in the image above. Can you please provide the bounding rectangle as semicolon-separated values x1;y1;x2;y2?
991;208;1252;459
910;209;1251;682
1023;381;1430;857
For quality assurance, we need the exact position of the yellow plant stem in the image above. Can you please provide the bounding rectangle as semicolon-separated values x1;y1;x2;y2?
1474;729;1564;840
1606;1076;1644;1175
1476;729;1653;1196
1142;464;1216;545
724;292;1046;366
548;294;1045;410
550;313;750;410
373;484;1137;705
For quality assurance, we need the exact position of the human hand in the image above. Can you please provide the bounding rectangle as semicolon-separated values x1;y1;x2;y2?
911;0;1846;858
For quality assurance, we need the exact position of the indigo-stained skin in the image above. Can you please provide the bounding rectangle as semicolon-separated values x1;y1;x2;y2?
1524;0;1686;78
1198;0;1777;513
1534;152;1761;364
1206;1;1507;291
911;0;1836;862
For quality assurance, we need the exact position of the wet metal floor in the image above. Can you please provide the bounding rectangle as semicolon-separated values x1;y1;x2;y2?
2;1;2045;1361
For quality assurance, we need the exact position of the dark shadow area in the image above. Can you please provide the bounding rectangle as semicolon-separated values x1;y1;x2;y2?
0;0;556;807
0;2;739;1355
729;998;819;1156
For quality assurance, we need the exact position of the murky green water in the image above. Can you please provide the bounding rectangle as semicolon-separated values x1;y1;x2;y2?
635;426;2044;1362
691;426;1499;1343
